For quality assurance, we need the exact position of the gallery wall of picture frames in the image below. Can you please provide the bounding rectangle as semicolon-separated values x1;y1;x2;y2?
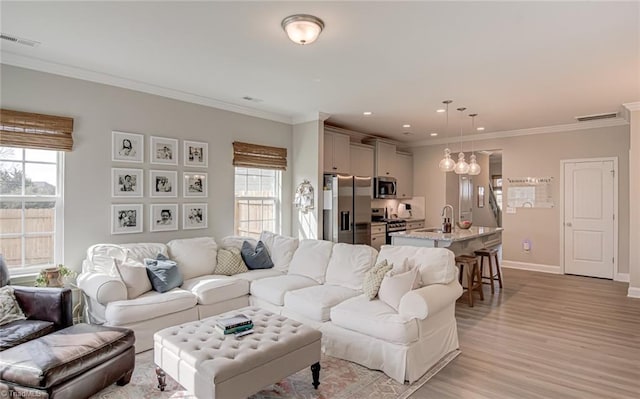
110;131;209;234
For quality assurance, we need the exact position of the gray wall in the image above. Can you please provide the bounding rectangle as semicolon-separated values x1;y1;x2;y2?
1;65;293;271
413;125;630;274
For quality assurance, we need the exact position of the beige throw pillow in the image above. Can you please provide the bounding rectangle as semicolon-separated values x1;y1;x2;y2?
378;266;420;312
0;286;26;326
113;258;153;299
363;259;393;300
215;247;249;276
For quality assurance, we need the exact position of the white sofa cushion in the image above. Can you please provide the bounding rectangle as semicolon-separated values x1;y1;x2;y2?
378;266;420;312
325;243;378;290
330;296;419;344
259;231;299;272
167;237;217;280
84;244;127;275
121;243;168;263
113;258;152;299
284;285;360;322
287;239;334;283
377;246;457;286
104;288;197;325
220;236;258;250
181;275;249;305
250;275;318;306
233;269;284;282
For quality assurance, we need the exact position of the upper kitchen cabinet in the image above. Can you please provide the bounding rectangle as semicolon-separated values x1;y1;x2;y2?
395;151;413;198
324;131;350;174
349;143;374;178
364;139;396;177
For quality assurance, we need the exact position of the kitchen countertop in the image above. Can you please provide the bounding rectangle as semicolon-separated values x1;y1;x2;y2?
389;226;503;242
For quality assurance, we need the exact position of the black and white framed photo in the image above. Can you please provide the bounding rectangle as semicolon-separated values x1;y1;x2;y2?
184;140;208;167
112;168;143;197
183;203;208;230
149;170;178;198
150;136;178;165
112;131;143;163
183;172;207;197
111;204;143;234
150;204;178;232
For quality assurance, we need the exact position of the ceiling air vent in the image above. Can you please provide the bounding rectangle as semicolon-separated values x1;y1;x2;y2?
0;33;40;47
575;112;618;122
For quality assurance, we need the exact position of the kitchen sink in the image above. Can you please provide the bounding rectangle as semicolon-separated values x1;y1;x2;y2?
414;227;445;233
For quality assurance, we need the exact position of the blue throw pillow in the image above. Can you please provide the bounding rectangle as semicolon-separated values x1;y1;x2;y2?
145;254;183;293
241;240;274;270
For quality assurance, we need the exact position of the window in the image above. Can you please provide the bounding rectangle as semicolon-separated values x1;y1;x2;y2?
234;167;281;239
0;147;63;275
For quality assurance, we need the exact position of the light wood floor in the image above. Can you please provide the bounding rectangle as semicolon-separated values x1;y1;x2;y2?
411;268;640;399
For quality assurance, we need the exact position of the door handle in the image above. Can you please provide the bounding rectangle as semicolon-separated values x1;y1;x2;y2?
565;222;572;227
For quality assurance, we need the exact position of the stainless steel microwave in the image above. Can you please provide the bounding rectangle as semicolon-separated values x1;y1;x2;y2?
374;177;397;199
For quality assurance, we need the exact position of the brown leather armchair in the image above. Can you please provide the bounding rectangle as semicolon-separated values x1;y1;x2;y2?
0;285;73;351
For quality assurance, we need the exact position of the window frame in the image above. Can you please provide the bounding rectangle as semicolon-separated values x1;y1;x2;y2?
234;167;281;238
0;148;64;276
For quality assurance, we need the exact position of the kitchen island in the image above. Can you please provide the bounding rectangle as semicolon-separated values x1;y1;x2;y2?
390;226;503;257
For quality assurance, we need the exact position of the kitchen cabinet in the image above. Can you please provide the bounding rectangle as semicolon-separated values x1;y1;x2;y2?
371;223;386;251
395;152;413;198
350;144;374;178
406;220;425;231
375;141;396;177
324;131;350;174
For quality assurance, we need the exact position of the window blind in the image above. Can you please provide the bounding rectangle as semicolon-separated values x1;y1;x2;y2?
233;141;287;171
0;109;74;151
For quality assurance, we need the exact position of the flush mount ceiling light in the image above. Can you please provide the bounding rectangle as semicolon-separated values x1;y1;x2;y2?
281;14;324;45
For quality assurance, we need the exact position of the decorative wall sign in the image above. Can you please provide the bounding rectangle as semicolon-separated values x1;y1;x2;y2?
506;177;554;208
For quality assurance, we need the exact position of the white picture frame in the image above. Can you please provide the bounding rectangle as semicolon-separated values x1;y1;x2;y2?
112;168;143;197
149;170;178;198
112;131;143;163
183;172;208;197
111;204;143;234
183;203;208;230
150;204;178;232
184;140;208;168
150;136;178;165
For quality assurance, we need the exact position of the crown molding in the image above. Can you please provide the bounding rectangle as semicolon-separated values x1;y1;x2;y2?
623;102;640;112
1;51;293;125
412;117;629;147
292;112;331;124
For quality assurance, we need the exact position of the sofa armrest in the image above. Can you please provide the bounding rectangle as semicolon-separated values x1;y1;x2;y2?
398;279;463;320
77;272;127;305
13;286;73;330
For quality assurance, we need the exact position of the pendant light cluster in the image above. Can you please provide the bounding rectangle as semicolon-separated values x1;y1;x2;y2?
437;100;481;176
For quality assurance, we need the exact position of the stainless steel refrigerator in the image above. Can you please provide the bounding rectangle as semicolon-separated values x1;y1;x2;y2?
323;174;371;244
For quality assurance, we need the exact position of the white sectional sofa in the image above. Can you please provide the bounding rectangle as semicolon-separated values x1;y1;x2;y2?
77;231;462;384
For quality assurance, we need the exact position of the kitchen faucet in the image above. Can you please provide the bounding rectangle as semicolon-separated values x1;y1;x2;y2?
441;204;454;233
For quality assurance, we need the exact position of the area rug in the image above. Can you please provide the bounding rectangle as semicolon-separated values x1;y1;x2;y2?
90;349;460;399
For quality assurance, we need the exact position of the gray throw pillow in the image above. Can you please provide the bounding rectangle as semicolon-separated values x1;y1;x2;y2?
144;254;183;293
241;240;274;270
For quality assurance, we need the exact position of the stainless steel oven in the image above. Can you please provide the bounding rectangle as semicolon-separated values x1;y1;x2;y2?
374;176;397;199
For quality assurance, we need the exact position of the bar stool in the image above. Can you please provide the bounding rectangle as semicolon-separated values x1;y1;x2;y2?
455;255;484;307
474;247;503;294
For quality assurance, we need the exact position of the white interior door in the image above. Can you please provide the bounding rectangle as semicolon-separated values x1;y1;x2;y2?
563;160;615;278
459;176;473;222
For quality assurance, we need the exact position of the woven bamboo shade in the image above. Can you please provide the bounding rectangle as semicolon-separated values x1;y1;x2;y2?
0;109;74;151
233;141;287;171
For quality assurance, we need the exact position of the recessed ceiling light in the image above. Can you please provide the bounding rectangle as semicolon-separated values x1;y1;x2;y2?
402;124;411;128
363;111;373;116
430;132;438;137
476;127;485;131
436;109;446;113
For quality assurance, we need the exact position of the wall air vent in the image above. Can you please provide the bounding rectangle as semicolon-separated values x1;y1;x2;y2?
0;33;40;47
575;112;618;122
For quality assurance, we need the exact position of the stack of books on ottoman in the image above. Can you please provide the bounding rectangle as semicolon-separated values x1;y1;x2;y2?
215;314;254;336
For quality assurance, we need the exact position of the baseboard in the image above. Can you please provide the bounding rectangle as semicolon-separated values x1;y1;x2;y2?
628;287;640;299
615;273;630;283
501;260;561;274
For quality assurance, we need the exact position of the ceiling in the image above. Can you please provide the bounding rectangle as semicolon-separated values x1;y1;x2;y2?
1;1;638;144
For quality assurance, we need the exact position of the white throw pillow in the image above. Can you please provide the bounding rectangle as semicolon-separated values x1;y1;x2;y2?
113;258;152;299
85;244;127;276
259;231;299;272
287;239;334;283
325;243;378;290
378;265;420;312
377;246;457;286
167;237;217;280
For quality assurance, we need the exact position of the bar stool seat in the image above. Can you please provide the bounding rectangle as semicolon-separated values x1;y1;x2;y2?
455;255;484;307
474;247;503;294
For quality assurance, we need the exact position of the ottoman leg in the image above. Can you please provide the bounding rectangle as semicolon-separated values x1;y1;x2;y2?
117;369;133;386
311;362;321;389
155;367;167;391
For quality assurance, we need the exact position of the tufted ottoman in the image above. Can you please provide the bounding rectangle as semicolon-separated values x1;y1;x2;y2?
154;306;322;399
